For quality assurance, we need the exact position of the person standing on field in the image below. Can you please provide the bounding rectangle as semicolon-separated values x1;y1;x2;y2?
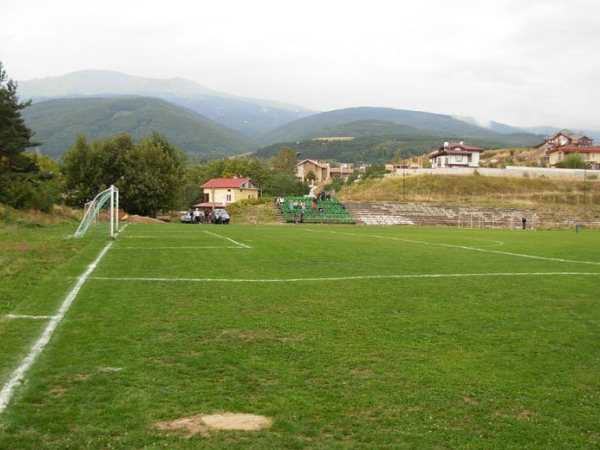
521;216;527;230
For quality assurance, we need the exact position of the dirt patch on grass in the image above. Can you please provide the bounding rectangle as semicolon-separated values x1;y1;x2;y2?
124;215;166;224
219;328;296;343
0;242;37;251
154;413;272;437
49;386;68;397
463;396;478;406
154;415;209;437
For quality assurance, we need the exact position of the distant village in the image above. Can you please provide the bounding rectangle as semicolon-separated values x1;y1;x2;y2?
293;129;600;189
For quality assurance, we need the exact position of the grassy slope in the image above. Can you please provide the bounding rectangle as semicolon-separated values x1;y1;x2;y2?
22;97;257;159
339;174;600;210
0;224;598;448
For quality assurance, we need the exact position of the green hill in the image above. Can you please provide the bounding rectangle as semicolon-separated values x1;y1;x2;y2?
260;107;541;144
256;107;542;163
21;97;258;159
19;70;315;140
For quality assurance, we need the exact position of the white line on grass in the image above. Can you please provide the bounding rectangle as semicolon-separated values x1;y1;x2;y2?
303;229;600;266
203;230;251;248
113;246;247;250
88;272;600;283
120;236;199;239
2;314;55;320
0;241;113;415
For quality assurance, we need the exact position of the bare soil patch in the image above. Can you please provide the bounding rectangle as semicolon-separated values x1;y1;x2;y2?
154;413;272;437
124;214;166;224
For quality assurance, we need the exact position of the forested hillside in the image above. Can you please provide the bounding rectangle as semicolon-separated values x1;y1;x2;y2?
256;128;542;163
22;97;258;158
19;70;315;139
260;107;542;146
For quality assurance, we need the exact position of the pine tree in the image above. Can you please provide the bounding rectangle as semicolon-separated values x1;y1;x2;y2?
0;62;45;208
0;62;36;174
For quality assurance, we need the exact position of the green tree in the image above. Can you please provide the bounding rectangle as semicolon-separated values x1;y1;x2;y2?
362;163;388;180
62;134;132;205
63;133;185;216
0;62;56;209
0;63;36;172
271;146;299;173
222;157;270;189
556;153;586;169
120;133;185;216
305;170;317;183
262;172;309;196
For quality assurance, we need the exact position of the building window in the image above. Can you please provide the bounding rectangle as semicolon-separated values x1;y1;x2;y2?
455;155;463;162
226;195;232;202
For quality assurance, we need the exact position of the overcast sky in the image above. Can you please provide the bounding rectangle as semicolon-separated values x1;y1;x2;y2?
2;0;599;129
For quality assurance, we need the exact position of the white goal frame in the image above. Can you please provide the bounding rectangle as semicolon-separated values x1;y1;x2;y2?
74;185;120;238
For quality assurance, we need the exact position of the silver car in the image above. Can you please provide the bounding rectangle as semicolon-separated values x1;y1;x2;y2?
213;208;230;224
180;211;193;223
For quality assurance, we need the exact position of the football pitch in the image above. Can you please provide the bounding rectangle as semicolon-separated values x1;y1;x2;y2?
1;224;599;449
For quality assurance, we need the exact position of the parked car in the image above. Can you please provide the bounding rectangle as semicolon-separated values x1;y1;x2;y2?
180;211;193;223
213;208;230;224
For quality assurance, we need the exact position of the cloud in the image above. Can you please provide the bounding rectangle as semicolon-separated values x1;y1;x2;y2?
2;0;599;129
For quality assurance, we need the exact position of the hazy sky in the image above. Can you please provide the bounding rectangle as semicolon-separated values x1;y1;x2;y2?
2;0;599;129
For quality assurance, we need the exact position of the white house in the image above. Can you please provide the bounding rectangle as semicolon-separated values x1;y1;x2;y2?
429;141;484;168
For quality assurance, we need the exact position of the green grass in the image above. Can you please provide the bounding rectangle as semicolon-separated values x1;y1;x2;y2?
1;223;599;448
340;174;600;210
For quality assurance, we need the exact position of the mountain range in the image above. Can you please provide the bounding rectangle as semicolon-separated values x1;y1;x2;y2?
21;97;256;159
19;70;314;140
18;70;595;162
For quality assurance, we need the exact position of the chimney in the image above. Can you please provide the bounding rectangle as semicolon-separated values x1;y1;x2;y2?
443;141;449;147
459;141;464;145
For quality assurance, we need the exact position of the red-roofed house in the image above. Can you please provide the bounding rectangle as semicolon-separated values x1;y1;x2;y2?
196;177;259;207
534;129;599;168
535;129;594;154
547;145;600;169
429;141;484;168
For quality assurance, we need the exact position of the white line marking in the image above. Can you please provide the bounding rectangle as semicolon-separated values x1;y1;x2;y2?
113;246;246;250
120;236;195;239
0;241;113;415
464;237;505;248
303;229;600;266
203;230;251;248
2;314;55;320
88;272;600;283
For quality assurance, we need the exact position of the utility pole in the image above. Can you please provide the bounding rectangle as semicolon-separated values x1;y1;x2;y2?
402;166;406;200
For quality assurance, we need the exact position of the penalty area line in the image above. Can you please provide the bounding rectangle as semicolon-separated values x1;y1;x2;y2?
87;271;600;283
303;229;600;267
203;230;251;249
0;241;113;415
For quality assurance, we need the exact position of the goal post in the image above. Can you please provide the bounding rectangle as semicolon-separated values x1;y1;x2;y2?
74;185;120;238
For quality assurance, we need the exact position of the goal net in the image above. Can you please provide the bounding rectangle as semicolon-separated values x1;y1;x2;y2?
74;185;120;238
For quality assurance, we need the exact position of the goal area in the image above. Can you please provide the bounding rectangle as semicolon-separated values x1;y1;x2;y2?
73;185;120;238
